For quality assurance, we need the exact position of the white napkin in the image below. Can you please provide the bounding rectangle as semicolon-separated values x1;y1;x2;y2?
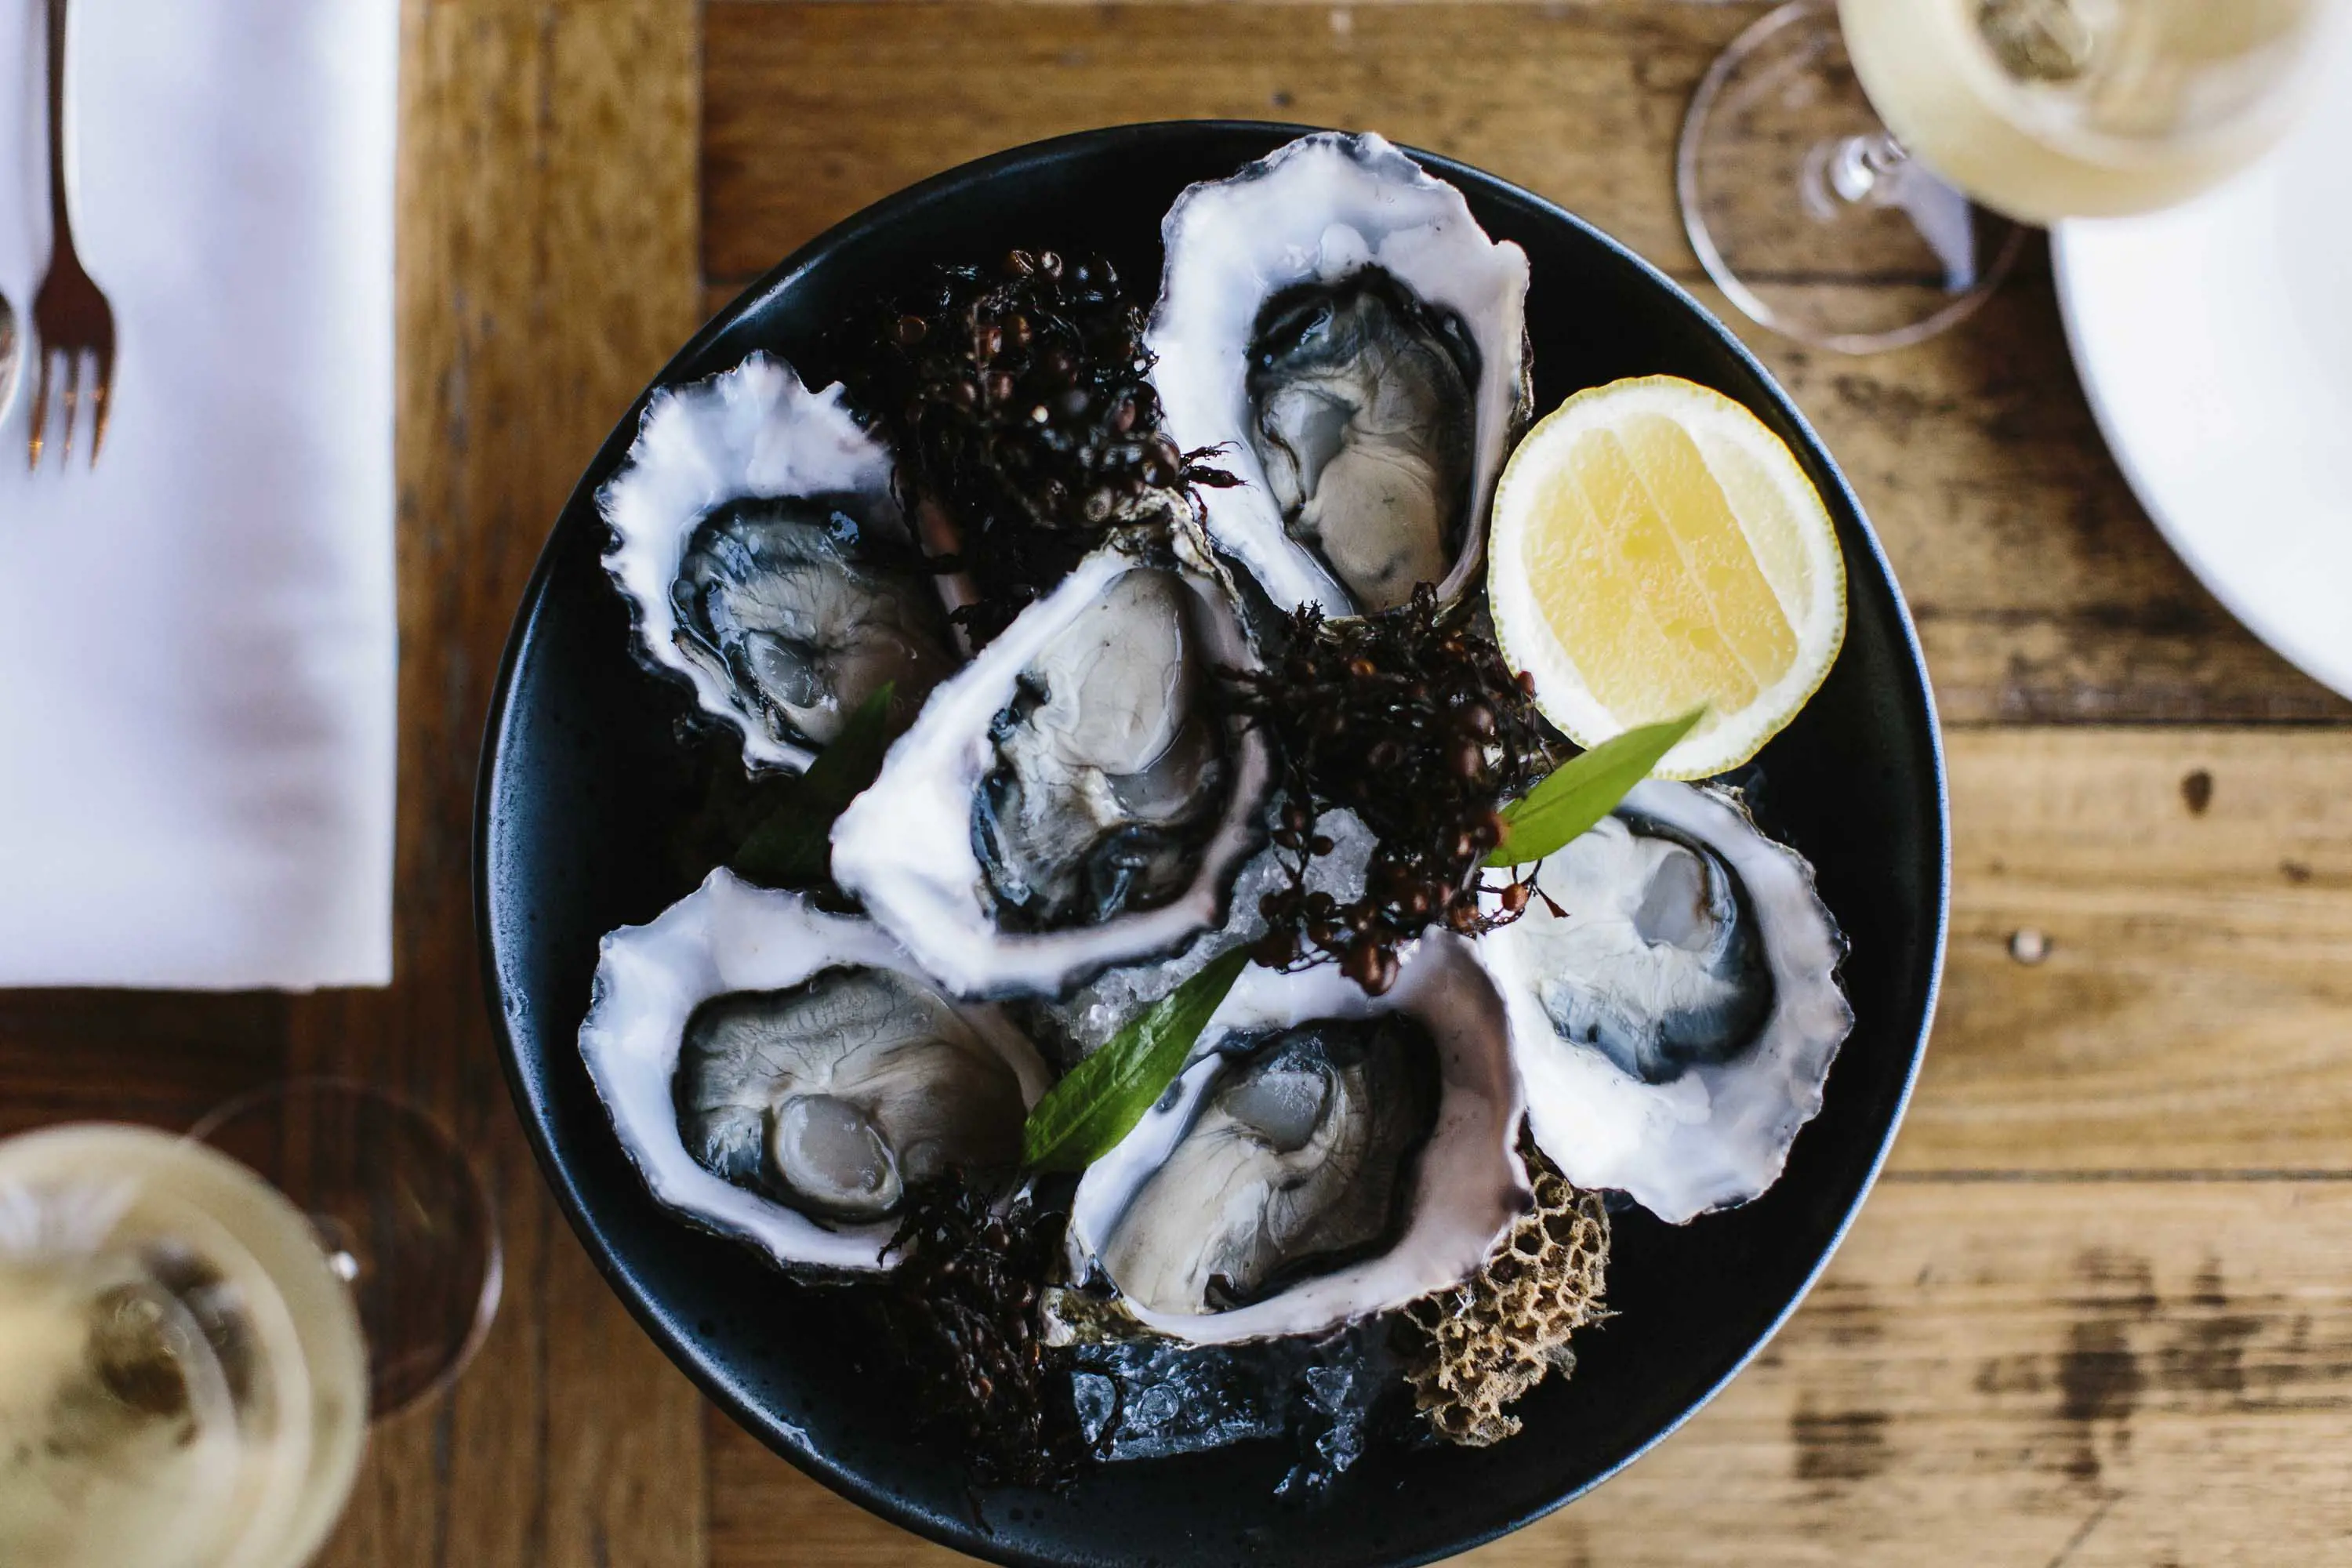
0;0;397;989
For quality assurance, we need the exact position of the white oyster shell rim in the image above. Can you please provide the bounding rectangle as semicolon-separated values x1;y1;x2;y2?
597;352;907;773
1065;935;1531;1345
1147;130;1532;618
578;868;1054;1272
1479;779;1853;1225
829;539;1274;1000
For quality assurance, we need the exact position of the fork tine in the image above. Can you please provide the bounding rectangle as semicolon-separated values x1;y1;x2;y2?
26;350;51;470
59;352;82;465
89;344;114;466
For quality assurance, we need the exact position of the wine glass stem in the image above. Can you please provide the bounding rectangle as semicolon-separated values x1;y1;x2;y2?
309;1218;361;1284
1804;130;1915;217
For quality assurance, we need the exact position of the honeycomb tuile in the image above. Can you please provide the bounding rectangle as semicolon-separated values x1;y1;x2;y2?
1401;1138;1610;1446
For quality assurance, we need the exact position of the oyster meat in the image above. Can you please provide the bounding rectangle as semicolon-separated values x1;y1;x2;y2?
1479;780;1853;1224
580;869;1051;1271
601;353;956;770
1248;271;1478;613
676;970;1028;1223
1099;1013;1439;1316
1149;132;1531;618
832;535;1272;999
1062;938;1527;1345
671;496;953;752
975;567;1229;931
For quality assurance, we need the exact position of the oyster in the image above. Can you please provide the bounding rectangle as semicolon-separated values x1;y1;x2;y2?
1478;780;1853;1225
1148;132;1532;617
579;869;1051;1271
600;353;956;771
832;535;1272;999
676;972;1027;1224
1062;938;1528;1345
975;567;1228;931
1098;1013;1438;1317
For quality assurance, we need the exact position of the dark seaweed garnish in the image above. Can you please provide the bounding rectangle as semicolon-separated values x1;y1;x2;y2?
1225;586;1554;993
843;249;1234;645
873;1173;1103;1490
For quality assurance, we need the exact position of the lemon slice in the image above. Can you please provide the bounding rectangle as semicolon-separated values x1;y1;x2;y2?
1486;376;1846;779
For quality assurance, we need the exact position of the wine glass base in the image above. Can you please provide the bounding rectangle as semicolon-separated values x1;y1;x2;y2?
1678;0;2026;354
192;1080;501;1420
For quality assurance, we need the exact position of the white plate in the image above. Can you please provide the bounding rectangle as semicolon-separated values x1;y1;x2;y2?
2053;26;2352;702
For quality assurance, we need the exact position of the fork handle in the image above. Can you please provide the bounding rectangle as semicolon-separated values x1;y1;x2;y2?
45;0;75;263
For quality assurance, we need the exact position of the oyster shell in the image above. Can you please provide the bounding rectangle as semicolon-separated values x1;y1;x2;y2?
579;869;1052;1271
1062;938;1528;1345
831;533;1272;999
1148;132;1531;617
1478;780;1853;1224
600;353;956;771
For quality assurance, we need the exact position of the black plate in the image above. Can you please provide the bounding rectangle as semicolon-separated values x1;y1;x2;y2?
476;123;1947;1568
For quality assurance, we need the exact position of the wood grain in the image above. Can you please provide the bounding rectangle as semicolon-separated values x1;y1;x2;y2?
1899;728;2352;1176
700;1;1747;287
699;0;2350;728
0;989;286;1137
709;1181;2352;1567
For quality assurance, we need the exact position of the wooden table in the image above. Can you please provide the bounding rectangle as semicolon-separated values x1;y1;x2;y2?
6;2;2349;1563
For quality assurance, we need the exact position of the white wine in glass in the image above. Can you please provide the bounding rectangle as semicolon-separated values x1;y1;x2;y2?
1842;0;2332;223
0;1126;369;1568
1679;0;2344;351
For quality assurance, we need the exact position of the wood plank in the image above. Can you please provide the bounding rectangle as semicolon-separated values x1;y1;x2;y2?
0;990;286;1138
700;0;1751;286
1896;728;2352;1176
1516;1180;2352;1567
299;5;710;1567
699;0;2350;727
706;1180;2352;1566
710;1414;971;1568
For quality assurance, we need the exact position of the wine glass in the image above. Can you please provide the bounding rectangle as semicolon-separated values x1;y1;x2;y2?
0;1124;368;1568
188;1082;502;1419
1678;0;2343;353
0;1089;499;1567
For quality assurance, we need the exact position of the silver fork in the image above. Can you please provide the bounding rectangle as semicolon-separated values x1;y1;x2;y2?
28;0;114;470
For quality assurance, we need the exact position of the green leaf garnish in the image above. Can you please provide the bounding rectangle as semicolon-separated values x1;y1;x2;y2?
1021;946;1252;1173
1483;708;1706;869
730;683;899;888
